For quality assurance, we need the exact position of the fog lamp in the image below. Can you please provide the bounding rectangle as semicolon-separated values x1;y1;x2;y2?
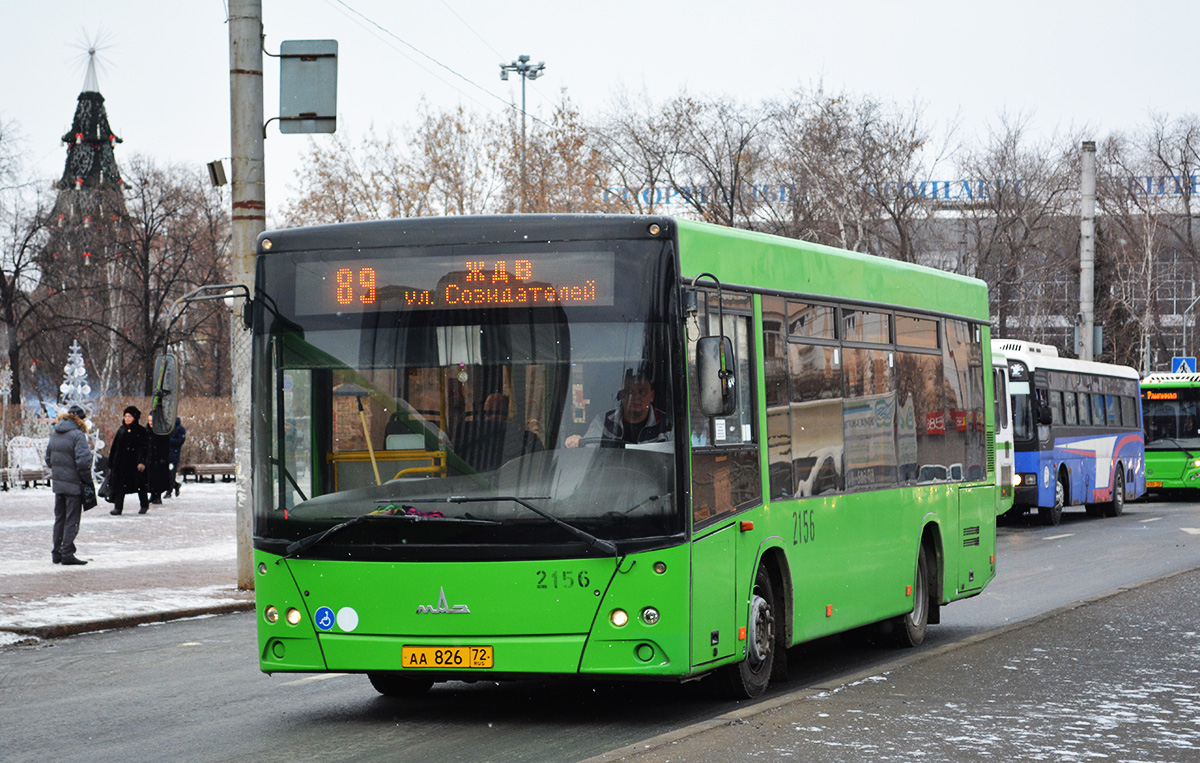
610;609;629;627
641;607;660;625
286;608;303;625
264;606;279;624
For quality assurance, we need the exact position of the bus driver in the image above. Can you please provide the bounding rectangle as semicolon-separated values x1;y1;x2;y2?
565;371;672;448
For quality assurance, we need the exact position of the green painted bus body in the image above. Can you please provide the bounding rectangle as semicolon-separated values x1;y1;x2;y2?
253;215;998;684
1142;374;1200;492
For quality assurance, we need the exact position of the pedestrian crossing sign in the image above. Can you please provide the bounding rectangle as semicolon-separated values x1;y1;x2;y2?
1172;356;1197;374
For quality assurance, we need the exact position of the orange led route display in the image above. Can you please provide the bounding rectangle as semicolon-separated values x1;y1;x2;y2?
296;251;616;314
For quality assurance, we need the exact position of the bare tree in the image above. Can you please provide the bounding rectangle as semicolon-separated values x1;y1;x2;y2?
957;114;1081;345
594;89;678;215
658;94;770;228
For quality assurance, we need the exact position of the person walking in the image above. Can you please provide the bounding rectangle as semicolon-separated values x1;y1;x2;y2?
167;416;186;497
45;405;94;565
144;411;173;505
107;405;149;515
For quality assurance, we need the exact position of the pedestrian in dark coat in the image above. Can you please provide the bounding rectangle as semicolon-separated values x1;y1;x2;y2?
143;412;173;504
107;405;149;515
45;405;94;565
167;417;186;497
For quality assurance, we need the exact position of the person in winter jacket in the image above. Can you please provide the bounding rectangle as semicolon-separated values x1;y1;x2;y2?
166;417;186;497
45;405;94;565
143;412;173;505
107;405;149;515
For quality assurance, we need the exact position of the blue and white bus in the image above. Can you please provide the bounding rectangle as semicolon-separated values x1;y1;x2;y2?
992;339;1145;525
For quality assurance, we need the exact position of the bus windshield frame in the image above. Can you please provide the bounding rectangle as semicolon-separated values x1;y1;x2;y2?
250;234;686;562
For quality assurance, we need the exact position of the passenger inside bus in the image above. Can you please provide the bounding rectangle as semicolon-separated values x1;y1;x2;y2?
565;371;672;448
452;392;543;472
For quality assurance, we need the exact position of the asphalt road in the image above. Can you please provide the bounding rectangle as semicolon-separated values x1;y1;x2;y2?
2;496;1198;762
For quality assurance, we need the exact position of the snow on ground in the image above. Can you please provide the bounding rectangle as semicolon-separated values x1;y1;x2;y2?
1;481;248;643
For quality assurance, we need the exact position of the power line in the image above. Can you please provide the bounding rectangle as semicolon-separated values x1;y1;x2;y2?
324;0;553;130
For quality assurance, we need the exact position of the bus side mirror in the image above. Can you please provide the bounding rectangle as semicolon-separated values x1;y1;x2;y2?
697;335;736;416
150;354;179;435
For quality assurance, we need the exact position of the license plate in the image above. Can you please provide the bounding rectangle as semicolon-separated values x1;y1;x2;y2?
1147;481;1162;488
402;645;493;669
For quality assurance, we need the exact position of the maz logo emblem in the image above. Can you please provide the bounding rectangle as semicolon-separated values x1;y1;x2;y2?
416;586;471;614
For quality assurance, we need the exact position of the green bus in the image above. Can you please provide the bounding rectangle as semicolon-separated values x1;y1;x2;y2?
1141;372;1200;492
249;215;1001;698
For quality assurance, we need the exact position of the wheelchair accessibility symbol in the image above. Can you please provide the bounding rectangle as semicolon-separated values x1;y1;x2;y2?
314;606;335;631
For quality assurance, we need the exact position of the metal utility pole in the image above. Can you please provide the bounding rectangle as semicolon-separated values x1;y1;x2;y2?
499;55;545;212
228;0;265;589
1079;140;1096;361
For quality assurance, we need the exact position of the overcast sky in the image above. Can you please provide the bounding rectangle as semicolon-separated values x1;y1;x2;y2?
3;0;1196;222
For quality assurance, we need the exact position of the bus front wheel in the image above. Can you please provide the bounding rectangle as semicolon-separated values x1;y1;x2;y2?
1041;477;1065;526
720;565;776;699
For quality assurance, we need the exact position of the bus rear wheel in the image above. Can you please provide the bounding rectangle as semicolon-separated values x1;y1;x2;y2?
368;672;434;698
720;565;776;699
892;543;931;648
1105;468;1125;518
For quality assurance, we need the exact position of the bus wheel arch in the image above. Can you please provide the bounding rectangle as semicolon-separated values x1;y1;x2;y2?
719;556;784;699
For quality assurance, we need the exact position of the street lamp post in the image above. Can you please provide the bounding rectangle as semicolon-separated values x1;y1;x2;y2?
499;54;545;213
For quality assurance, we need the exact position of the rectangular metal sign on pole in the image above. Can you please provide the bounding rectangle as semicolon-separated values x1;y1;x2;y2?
279;39;338;134
1171;357;1197;374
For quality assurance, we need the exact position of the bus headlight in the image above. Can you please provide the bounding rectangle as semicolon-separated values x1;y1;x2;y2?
264;606;279;624
286;608;303;625
641;607;660;625
609;609;629;627
1190;460;1200;469
1017;473;1037;487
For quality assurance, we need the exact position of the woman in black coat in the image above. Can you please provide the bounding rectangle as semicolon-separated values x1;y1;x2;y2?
143;411;173;504
108;405;149;515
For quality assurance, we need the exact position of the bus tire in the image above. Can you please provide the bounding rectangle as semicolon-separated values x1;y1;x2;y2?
1105;468;1125;518
893;543;931;648
720;565;776;699
1041;477;1065;526
367;672;434;698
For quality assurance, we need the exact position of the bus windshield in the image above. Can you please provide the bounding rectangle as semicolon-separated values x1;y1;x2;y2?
1143;388;1200;450
252;238;682;560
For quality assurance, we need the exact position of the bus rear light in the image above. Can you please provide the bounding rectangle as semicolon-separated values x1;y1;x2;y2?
609;609;629;627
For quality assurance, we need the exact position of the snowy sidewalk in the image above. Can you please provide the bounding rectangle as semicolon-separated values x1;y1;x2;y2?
0;481;252;646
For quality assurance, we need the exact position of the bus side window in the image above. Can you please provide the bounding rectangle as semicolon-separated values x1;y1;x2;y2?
1050;391;1064;425
1063;391;1078;425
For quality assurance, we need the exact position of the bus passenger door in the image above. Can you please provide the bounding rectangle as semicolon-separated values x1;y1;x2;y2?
690;525;737;666
957;485;994;594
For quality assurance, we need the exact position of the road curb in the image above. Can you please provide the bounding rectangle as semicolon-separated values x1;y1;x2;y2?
0;601;255;640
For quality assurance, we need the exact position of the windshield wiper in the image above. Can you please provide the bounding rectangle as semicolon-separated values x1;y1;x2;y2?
281;504;504;560
1149;436;1197;458
282;512;377;560
407;495;619;556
